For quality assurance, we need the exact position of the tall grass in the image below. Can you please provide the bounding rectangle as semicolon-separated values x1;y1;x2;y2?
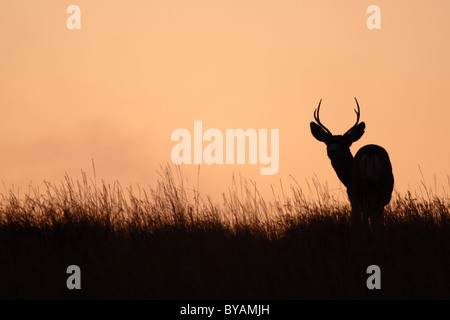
0;165;449;299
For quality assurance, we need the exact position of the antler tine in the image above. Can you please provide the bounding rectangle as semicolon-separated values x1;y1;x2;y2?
344;97;361;136
353;97;360;124
313;99;332;135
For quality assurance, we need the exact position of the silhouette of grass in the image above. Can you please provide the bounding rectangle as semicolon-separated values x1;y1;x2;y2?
0;166;449;299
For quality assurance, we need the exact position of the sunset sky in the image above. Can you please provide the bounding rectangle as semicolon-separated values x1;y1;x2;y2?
1;1;449;202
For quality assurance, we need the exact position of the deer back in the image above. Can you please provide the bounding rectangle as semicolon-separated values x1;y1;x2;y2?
350;144;394;207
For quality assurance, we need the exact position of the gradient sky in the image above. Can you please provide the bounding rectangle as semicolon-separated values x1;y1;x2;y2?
1;1;449;202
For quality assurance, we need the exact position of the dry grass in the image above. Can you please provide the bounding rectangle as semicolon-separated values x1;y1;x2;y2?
0;165;449;299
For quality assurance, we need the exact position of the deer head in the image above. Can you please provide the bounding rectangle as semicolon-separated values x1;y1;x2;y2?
310;98;366;188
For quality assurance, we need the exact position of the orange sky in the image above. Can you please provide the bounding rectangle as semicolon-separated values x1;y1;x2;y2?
1;1;449;202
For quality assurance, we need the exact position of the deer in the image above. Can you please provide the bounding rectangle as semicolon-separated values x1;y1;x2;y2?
310;98;394;231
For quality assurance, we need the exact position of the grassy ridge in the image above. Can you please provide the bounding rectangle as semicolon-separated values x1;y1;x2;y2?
0;167;449;299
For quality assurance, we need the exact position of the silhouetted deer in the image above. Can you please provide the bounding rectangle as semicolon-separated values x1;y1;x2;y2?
310;98;394;230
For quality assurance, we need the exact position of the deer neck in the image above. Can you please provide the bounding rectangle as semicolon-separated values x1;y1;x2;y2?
330;151;354;189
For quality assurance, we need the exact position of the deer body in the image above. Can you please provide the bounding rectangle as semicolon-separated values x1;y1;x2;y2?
310;98;394;229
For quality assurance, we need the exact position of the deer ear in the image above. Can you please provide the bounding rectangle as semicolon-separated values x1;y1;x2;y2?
310;122;330;143
344;122;365;145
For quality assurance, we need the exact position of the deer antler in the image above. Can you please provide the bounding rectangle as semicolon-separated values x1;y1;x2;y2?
313;99;332;135
343;97;361;136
